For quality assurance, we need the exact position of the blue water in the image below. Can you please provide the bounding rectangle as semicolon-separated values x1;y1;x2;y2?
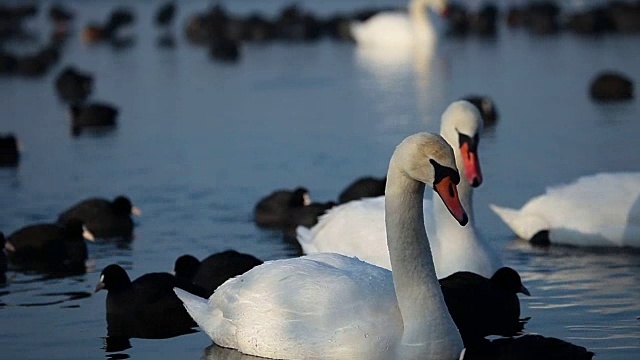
1;0;639;359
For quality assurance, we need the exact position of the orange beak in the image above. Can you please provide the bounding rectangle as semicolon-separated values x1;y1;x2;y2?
434;176;468;226
460;143;482;187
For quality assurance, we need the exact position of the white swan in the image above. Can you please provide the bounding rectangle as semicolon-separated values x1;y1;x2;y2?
175;132;467;360
350;0;448;47
490;172;640;247
297;101;503;278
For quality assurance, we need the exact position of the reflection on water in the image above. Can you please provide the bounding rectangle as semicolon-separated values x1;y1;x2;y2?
505;240;640;354
354;40;448;136
202;343;263;360
508;240;640;313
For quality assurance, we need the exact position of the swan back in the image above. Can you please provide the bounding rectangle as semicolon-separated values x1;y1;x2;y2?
296;196;391;266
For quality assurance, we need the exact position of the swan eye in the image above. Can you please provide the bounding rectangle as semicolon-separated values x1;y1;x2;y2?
458;132;478;153
430;159;460;186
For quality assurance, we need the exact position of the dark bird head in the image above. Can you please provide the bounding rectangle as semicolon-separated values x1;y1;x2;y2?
290;187;310;207
63;219;95;242
174;254;201;281
113;195;141;216
491;267;530;296
95;264;131;293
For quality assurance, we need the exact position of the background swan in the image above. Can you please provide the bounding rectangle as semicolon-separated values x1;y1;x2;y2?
350;0;448;47
490;172;640;247
297;101;503;278
175;132;467;360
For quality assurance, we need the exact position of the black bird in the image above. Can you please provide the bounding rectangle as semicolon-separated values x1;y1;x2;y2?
0;133;20;166
209;36;241;63
54;66;93;104
462;95;499;127
5;220;94;274
95;264;197;339
338;176;386;204
446;3;471;37
440;267;530;347
254;187;310;228
463;334;595;360
48;3;74;24
15;44;60;77
471;4;499;36
283;201;336;241
0;50;18;74
68;102;118;135
57;195;140;240
155;1;176;27
589;71;634;101
174;250;263;297
106;7;135;30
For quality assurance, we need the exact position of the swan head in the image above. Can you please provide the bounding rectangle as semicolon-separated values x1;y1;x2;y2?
440;100;483;187
393;132;468;225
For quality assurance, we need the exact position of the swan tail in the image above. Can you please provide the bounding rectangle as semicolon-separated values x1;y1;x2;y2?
296;225;317;254
489;203;519;225
489;204;548;241
174;288;211;327
349;21;367;44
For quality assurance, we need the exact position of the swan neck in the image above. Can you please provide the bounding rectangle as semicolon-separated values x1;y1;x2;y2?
408;0;432;32
385;160;459;353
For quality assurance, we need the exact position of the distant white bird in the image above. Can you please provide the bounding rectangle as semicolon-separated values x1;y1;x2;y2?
297;101;503;279
350;0;448;47
175;132;467;360
490;172;640;247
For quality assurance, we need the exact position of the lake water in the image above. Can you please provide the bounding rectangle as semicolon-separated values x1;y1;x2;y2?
1;0;639;359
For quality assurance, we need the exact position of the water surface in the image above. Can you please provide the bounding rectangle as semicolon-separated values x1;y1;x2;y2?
1;0;639;359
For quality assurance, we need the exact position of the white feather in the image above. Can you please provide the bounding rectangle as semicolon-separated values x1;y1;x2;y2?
491;172;640;247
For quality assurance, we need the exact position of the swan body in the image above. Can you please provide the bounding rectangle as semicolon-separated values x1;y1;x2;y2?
297;101;503;278
350;0;447;47
490;172;640;247
176;132;466;360
176;254;403;358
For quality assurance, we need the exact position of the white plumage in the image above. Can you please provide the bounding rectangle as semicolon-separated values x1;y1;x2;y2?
350;0;447;48
177;254;402;359
490;172;640;247
175;132;465;360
